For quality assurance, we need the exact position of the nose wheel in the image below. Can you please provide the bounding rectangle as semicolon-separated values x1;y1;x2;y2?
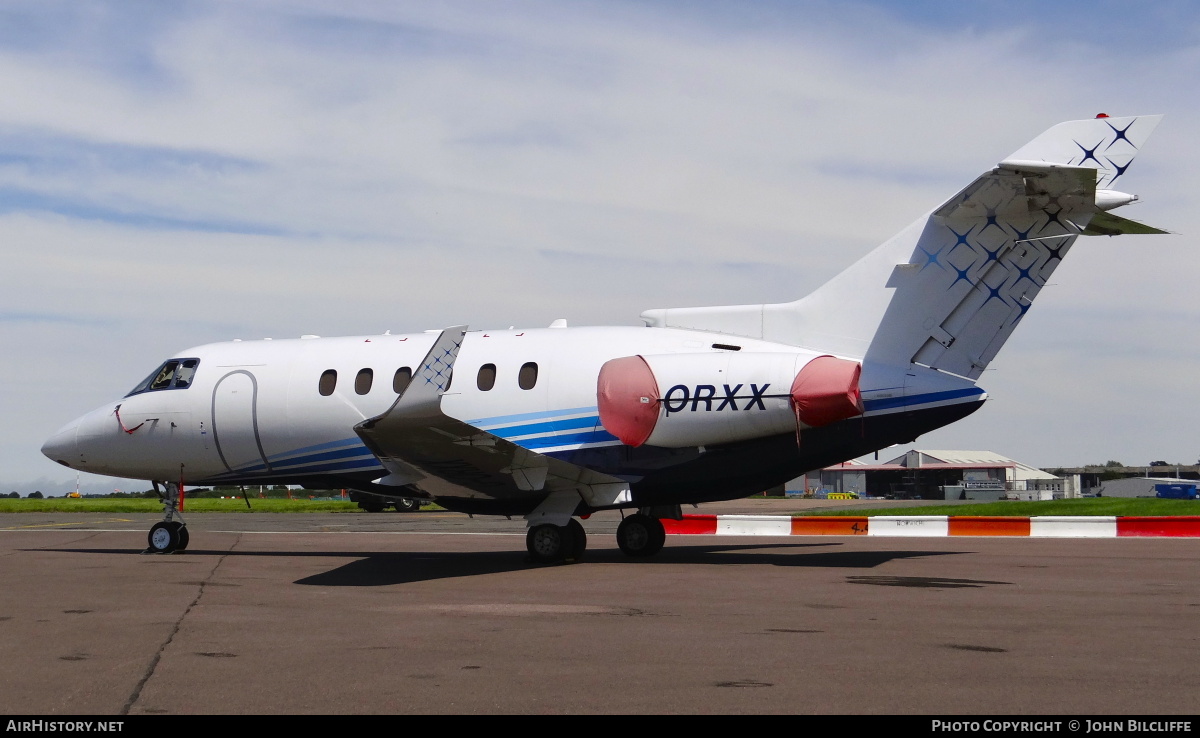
147;521;189;553
144;481;189;554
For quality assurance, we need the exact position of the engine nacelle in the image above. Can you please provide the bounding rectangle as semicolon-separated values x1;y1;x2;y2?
597;351;863;448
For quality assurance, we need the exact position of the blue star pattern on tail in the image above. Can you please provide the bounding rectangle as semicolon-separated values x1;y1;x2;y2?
1068;117;1146;186
902;156;1088;378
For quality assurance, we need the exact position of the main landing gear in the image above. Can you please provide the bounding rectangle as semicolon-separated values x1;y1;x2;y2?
616;513;666;557
526;518;587;564
523;512;668;564
144;481;190;554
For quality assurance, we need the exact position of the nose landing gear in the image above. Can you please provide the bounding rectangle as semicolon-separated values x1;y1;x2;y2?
144;481;190;554
147;520;189;553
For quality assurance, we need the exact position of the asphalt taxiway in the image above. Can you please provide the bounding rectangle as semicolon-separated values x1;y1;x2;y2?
2;500;1197;715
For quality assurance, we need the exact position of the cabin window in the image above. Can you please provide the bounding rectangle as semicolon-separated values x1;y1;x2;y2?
518;362;538;390
355;368;374;395
125;358;202;397
318;370;337;396
393;367;412;395
476;364;497;391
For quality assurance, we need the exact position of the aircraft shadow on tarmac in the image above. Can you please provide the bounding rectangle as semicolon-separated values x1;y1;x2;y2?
38;543;964;587
291;546;965;587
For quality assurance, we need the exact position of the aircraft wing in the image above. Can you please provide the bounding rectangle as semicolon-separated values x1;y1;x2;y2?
353;327;630;518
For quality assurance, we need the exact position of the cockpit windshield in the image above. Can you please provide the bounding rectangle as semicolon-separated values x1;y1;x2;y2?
126;358;200;397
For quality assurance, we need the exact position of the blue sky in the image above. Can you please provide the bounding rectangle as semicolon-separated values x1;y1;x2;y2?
4;0;1200;493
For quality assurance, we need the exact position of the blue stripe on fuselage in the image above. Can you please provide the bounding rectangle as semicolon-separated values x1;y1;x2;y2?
863;387;984;412
267;437;362;461
515;429;620;450
468;406;598;427
486;415;602;440
213;387;983;479
230;439;374;475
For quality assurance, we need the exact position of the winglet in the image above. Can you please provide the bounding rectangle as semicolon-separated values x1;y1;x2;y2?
354;325;467;486
394;325;466;411
359;325;466;429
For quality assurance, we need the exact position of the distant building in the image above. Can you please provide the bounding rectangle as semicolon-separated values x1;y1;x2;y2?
788;449;1077;500
1049;465;1200;492
1087;476;1195;499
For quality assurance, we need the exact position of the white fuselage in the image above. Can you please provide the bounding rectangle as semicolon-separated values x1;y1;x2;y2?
45;325;861;486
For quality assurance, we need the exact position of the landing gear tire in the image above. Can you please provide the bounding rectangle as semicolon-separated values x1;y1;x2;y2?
172;522;190;551
148;521;182;554
394;498;420;512
617;514;665;558
566;518;587;558
526;521;585;564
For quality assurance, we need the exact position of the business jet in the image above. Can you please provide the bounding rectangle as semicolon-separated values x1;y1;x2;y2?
41;114;1166;562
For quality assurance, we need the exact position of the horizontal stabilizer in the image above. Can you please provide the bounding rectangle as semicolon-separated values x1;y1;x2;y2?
1081;211;1170;236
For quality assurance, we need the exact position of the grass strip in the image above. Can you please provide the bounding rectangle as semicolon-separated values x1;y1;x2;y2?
0;498;368;514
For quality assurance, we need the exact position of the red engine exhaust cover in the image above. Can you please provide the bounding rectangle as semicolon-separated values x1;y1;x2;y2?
790;355;863;428
597;355;660;447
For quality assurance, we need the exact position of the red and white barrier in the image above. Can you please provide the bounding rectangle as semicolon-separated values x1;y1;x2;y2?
1030;516;1116;538
866;516;949;537
660;514;1200;538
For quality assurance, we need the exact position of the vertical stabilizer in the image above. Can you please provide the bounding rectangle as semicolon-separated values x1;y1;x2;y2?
642;115;1163;380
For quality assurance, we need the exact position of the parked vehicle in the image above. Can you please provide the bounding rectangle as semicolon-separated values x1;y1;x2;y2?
347;489;422;512
1154;483;1200;500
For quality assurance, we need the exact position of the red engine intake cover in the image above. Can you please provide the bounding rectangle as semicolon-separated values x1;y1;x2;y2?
790;356;864;428
597;355;660;447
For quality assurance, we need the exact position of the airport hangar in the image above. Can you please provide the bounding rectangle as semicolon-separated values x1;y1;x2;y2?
786;450;1200;501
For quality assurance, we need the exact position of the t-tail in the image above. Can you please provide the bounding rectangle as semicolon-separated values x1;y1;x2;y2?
642;114;1166;384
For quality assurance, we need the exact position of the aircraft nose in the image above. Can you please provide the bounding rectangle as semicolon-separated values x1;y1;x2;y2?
41;418;81;468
